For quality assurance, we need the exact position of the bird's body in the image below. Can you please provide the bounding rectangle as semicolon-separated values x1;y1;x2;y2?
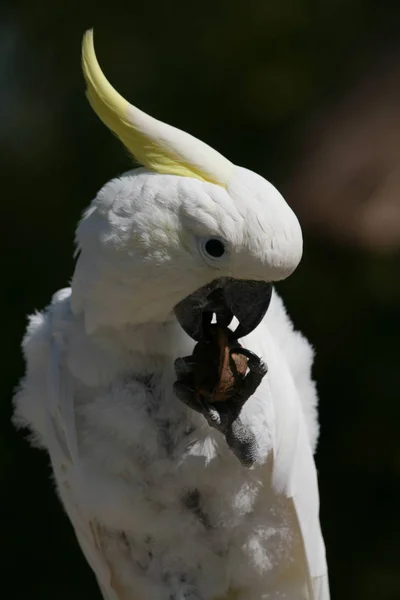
13;30;329;600
14;287;327;600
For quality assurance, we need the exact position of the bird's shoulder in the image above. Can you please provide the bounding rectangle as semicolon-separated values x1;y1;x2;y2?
259;289;320;453
12;288;73;446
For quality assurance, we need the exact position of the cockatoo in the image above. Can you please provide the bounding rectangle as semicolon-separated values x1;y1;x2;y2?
13;30;329;600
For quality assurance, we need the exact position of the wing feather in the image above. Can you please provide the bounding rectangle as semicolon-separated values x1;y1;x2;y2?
245;291;330;600
44;301;128;600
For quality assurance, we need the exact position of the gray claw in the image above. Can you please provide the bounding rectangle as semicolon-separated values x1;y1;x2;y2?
244;351;267;376
173;348;262;467
198;398;223;430
251;358;267;376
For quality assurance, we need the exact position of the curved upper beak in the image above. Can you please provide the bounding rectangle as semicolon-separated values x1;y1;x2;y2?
174;278;272;341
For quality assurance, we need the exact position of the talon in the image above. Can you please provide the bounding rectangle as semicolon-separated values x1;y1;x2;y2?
199;398;222;429
251;358;267;377
230;348;267;377
174;380;228;432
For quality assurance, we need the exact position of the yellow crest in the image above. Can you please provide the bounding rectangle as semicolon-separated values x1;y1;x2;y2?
82;30;233;186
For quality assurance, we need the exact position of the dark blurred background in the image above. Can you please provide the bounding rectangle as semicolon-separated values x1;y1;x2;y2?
2;1;400;598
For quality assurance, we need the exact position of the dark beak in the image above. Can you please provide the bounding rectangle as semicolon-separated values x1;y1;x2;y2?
174;278;272;341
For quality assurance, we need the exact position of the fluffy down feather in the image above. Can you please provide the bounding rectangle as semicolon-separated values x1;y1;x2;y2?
13;286;328;600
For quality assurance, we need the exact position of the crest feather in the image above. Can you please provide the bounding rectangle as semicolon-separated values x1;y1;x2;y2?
82;30;233;186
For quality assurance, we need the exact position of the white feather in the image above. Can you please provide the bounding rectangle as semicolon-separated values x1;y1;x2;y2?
13;150;326;599
13;287;328;600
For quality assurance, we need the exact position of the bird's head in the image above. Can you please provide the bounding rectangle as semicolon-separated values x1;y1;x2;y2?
71;31;303;337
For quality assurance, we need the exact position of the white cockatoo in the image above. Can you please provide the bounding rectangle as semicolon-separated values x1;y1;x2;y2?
13;30;329;600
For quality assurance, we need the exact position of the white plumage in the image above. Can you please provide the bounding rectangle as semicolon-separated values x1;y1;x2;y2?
12;31;329;600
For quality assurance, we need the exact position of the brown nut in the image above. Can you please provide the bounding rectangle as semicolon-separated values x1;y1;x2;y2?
192;324;248;403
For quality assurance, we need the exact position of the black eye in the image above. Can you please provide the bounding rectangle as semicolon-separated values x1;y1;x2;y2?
204;238;225;258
